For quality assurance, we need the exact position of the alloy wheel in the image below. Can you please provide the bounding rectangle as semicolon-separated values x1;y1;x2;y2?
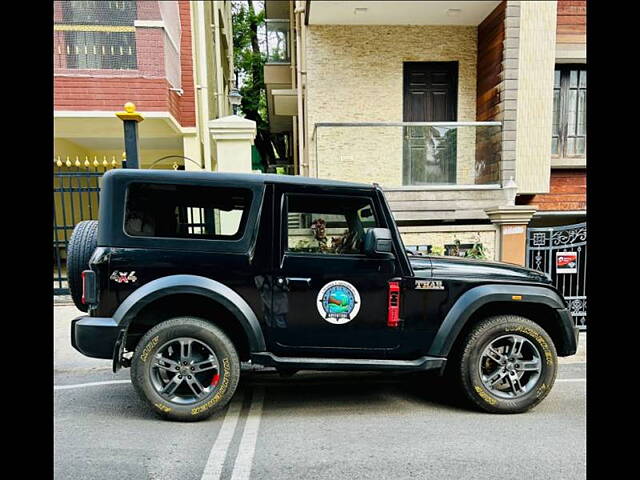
149;337;220;405
478;334;542;399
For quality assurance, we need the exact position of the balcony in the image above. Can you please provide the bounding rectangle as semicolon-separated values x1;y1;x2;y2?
312;122;502;186
312;122;505;222
264;19;291;64
54;0;181;88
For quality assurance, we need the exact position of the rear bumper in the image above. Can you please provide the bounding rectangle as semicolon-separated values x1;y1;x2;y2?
556;308;579;356
71;316;121;359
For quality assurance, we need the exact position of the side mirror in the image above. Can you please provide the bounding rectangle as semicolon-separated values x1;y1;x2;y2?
363;228;394;256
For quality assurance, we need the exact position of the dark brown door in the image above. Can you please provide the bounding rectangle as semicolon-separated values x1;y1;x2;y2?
403;62;458;184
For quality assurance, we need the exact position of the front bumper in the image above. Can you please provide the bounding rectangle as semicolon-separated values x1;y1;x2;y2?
71;316;121;359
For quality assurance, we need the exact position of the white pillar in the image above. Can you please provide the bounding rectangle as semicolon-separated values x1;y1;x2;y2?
208;115;257;235
208;115;257;173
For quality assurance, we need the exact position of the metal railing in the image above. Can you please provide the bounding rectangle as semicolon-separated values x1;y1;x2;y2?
312;121;502;187
526;222;587;330
53;156;123;294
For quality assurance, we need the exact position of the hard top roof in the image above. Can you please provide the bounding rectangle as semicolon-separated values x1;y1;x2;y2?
103;168;373;189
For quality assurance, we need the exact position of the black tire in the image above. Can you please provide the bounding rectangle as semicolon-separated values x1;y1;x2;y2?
67;220;98;312
451;315;558;414
131;317;241;422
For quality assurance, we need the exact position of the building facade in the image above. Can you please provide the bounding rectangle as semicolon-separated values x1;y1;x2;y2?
263;0;586;266
54;0;235;171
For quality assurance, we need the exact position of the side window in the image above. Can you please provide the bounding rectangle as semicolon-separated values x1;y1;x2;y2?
286;194;379;255
125;183;252;240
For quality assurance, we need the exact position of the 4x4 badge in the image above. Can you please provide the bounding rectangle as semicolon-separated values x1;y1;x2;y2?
415;280;444;290
110;271;137;284
317;280;361;324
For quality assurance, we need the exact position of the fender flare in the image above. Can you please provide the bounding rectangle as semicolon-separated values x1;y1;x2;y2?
112;275;266;366
427;284;571;357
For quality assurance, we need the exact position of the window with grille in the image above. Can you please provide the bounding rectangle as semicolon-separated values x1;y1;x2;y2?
61;1;137;26
552;65;586;158
56;1;138;70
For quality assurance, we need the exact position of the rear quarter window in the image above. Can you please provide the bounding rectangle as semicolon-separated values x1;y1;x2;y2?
124;182;252;241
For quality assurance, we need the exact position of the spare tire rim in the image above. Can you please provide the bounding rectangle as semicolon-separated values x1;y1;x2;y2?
149;337;220;405
478;334;542;399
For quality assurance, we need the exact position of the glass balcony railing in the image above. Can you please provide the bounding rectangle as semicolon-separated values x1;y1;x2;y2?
264;19;291;63
312;122;502;187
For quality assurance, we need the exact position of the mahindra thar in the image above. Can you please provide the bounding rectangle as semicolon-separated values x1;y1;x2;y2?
69;169;578;421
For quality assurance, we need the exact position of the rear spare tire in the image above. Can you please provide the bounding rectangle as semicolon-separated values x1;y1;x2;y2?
67;220;98;312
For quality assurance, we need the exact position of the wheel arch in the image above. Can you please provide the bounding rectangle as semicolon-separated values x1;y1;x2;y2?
428;284;577;359
113;275;266;366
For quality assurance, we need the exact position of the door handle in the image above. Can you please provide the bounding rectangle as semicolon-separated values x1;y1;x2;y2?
285;277;312;289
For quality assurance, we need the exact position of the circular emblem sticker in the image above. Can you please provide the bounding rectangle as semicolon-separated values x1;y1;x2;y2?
316;280;361;324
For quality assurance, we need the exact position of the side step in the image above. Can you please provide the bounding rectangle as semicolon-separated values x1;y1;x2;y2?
250;352;446;373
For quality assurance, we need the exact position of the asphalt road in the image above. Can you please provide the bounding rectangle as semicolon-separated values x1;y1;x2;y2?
55;305;586;480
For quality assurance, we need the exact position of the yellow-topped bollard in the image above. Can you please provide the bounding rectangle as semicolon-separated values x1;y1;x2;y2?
115;102;144;123
115;102;143;169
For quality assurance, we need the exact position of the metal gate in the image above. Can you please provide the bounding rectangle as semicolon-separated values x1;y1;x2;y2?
526;222;587;330
53;159;120;294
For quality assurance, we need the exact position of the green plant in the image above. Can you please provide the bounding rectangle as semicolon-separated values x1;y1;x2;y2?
464;241;487;260
430;246;445;256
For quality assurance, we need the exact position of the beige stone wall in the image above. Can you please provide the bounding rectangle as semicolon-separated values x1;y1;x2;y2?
399;225;498;261
306;25;477;186
514;1;557;194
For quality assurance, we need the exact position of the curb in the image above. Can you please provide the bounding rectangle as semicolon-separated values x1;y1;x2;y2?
54;295;75;306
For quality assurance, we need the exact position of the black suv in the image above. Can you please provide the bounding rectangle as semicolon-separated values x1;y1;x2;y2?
69;169;578;421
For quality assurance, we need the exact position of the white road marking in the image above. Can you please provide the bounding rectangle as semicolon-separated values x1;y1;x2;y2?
556;378;586;383
230;387;265;480
200;394;244;480
54;380;131;390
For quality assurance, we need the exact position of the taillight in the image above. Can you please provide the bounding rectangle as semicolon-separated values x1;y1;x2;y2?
81;270;96;305
387;281;400;327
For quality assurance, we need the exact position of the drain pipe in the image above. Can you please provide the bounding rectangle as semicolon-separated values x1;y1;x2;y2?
294;2;306;176
212;1;225;116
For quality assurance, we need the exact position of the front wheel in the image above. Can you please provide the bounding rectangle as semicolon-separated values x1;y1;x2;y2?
452;315;558;414
131;317;240;422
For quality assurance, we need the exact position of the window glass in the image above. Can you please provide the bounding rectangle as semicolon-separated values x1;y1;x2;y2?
286;195;379;255
551;65;586;158
125;183;252;240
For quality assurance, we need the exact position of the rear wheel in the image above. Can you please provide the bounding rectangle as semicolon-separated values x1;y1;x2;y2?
452;315;557;414
131;317;240;422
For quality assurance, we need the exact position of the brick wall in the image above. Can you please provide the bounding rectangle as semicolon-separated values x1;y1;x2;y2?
54;77;173;111
517;170;585;211
175;0;195;127
556;0;586;45
306;25;477;186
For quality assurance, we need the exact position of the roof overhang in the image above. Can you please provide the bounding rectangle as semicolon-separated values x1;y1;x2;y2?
54;110;191;151
307;1;500;26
